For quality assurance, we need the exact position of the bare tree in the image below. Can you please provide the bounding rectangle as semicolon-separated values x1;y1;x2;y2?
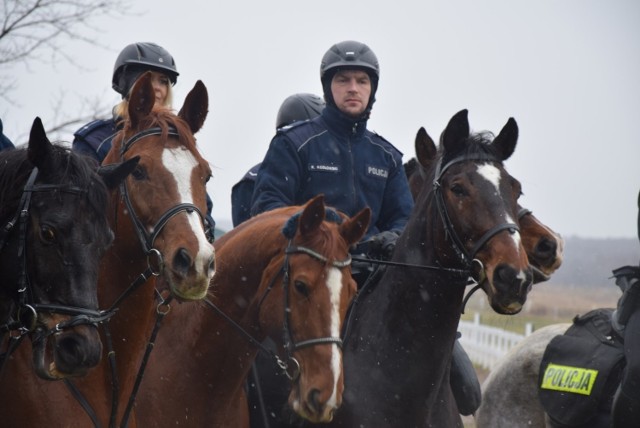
1;0;132;140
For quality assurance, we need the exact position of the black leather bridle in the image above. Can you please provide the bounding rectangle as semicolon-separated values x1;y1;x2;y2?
0;167;114;374
205;237;352;382
117;126;205;264
433;153;520;276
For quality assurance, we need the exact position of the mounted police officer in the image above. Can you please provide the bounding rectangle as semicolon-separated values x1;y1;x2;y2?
251;40;411;258
248;40;481;421
71;42;216;240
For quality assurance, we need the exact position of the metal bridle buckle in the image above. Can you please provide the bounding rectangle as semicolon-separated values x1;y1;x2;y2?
17;304;38;332
146;248;164;276
285;356;301;381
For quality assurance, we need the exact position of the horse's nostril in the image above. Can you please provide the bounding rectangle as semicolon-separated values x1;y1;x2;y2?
209;255;215;275
173;248;192;276
307;388;322;414
535;237;557;260
54;330;102;373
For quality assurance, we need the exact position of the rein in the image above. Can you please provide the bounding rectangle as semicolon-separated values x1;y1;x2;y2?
0;167;115;372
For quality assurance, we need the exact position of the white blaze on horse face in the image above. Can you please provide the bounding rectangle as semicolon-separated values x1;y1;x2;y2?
325;266;344;410
477;163;522;251
162;147;214;277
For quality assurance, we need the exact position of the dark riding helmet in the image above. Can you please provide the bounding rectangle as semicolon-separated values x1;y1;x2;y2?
320;40;379;114
275;93;325;129
112;42;179;97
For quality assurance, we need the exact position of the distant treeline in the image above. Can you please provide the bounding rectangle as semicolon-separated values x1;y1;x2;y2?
547;236;640;288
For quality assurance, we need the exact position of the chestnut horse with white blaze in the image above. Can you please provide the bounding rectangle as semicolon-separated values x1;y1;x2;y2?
0;73;214;428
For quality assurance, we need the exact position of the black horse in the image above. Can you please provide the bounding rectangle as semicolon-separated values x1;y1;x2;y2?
250;109;534;427
0;117;137;380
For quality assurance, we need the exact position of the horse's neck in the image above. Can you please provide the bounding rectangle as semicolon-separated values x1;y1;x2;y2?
346;212;467;374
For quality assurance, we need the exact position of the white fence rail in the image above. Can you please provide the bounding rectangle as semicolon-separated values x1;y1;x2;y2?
458;313;533;371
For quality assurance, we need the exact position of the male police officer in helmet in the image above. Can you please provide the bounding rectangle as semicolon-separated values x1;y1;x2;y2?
250;40;481;420
251;40;410;258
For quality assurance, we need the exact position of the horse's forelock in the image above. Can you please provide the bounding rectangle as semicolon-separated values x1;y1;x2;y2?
50;145;109;222
439;130;502;168
122;107;197;152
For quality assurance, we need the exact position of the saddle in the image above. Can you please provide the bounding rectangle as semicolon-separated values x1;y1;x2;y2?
538;308;626;427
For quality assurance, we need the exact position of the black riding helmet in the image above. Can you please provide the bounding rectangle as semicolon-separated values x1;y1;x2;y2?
112;42;179;97
275;93;325;129
320;40;380;116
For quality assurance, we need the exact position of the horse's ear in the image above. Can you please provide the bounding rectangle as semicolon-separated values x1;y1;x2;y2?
27;117;53;169
415;127;437;169
127;72;155;129
98;156;140;190
491;117;518;161
339;207;371;246
178;80;209;134
441;109;470;155
299;194;325;237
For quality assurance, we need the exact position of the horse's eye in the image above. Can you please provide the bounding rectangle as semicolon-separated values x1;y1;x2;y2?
131;166;147;180
450;183;466;197
294;280;309;297
205;174;212;184
39;225;56;243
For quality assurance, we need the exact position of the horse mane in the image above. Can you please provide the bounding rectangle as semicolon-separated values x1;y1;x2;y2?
242;204;348;264
0;145;109;221
120;106;198;150
404;157;418;180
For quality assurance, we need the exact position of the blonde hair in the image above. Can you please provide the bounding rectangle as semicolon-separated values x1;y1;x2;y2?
113;79;174;119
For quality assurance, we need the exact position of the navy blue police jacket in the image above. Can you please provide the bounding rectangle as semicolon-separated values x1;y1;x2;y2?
231;163;260;227
0;118;16;151
72;118;216;230
251;105;414;240
72;118;118;163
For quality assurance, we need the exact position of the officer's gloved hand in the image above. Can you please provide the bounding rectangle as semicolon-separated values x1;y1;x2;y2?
368;230;399;260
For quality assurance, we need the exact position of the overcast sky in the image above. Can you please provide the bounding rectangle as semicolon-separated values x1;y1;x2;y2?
3;0;639;239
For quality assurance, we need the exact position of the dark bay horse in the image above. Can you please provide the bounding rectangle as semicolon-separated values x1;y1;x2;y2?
0;117;136;381
134;195;370;427
309;109;532;427
248;120;565;427
405;127;564;279
0;73;215;427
